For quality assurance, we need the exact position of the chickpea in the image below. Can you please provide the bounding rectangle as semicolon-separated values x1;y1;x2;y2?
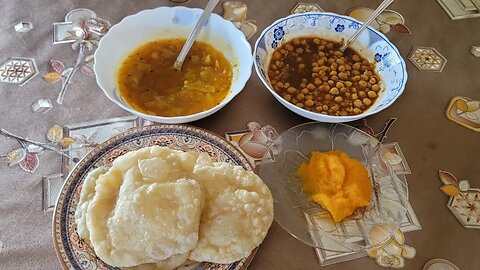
329;87;340;95
354;99;363;108
325;94;333;101
372;84;381;91
338;72;348;80
286;45;294;51
328;58;335;64
363;98;372;106
352;55;360;62
318;51;326;57
364;70;372;76
270;64;278;70
301;39;307;45
359;91;366;98
338;65;346;72
334;96;343;103
272;51;281;60
314;78;322;85
331;75;339;81
306;95;313;100
361;74;369;81
345;81;353;87
323;105;329;111
296;102;304;108
329;70;338;76
336;82;344;88
313;38;320;44
287;87;296;94
312;73;319;78
340;111;348;116
280;49;287;54
292;38;300;45
353;108;362;114
321;76;329;82
297;93;305;101
358;80;367;88
312;62;319;67
353;62;361;70
352;70;360;76
296;47;304;54
292;98;298;103
353;75;361;81
328;80;335;86
300;83;306;88
306;83;315;90
367;91;377;98
319;70;326;76
339;87;347;94
275;82;284;88
284;82;290;88
305;99;314;107
315;106;322;112
336;58;345;65
312;66;321;73
351;87;358;93
283;94;292;101
301;88;309;94
351;93;359;100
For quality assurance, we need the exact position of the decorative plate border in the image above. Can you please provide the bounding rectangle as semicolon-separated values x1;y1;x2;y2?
53;124;254;270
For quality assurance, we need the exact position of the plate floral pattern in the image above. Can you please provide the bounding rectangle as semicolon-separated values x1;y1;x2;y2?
53;125;254;270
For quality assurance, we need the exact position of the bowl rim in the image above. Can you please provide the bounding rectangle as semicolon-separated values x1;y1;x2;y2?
253;11;408;122
94;6;253;123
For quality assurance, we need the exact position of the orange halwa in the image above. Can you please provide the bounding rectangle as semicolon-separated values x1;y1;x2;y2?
296;150;372;222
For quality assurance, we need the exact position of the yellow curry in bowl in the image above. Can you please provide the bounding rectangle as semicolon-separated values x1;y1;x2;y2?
116;39;232;117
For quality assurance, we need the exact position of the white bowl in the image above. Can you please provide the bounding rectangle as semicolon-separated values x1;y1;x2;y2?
253;12;408;123
94;7;253;123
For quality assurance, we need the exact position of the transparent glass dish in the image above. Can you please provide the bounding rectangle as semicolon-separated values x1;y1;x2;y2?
258;123;409;253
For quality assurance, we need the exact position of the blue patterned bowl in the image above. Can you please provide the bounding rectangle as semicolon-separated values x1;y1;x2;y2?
253;12;407;123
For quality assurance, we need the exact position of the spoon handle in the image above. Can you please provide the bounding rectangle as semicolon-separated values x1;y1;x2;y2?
339;0;395;52
173;0;221;70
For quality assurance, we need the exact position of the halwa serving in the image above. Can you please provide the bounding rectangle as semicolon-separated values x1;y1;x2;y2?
268;37;382;116
117;39;232;117
296;150;372;222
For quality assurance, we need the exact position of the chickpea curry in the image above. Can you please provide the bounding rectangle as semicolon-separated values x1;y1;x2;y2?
117;39;232;117
268;37;382;116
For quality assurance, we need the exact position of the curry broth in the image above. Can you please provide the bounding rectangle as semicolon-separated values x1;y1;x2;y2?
117;39;232;117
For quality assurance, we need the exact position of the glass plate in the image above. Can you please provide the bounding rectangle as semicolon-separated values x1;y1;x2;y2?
258;122;408;252
53;124;256;270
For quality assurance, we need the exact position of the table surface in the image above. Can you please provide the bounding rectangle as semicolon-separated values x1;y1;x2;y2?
1;0;479;269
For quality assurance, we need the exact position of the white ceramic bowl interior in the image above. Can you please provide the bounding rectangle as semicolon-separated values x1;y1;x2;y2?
95;7;253;123
254;12;407;123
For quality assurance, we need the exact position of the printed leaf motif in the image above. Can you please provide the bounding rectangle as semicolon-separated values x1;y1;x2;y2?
390;23;411;34
26;144;44;153
43;72;62;83
81;65;95;76
6;148;27;166
59;137;76;148
48;60;65;73
439;170;459;186
46;125;63;143
19;153;39;173
464;112;478;120
441;184;460;197
84;54;95;65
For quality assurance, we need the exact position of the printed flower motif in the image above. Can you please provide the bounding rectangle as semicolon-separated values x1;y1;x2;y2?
271;40;278;49
375;53;382;62
335;24;345;32
273;26;285;40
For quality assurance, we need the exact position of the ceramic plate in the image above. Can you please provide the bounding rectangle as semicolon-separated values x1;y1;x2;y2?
53;124;255;270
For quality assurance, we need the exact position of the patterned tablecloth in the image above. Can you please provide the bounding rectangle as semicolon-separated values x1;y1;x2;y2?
0;0;479;269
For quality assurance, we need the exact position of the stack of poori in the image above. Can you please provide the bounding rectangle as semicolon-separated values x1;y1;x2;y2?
75;146;273;269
